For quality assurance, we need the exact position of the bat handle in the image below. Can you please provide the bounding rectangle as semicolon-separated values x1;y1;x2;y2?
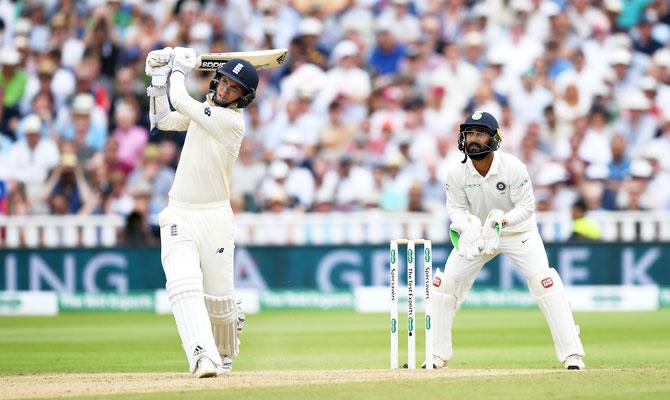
148;59;168;68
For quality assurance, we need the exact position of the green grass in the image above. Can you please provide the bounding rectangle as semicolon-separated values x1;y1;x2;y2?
1;309;669;399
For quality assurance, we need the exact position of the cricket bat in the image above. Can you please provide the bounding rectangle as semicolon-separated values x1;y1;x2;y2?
149;48;288;71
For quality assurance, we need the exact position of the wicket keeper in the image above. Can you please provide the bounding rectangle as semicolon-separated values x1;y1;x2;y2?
430;111;586;370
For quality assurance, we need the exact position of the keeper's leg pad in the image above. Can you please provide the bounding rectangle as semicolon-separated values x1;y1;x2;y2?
163;239;222;372
528;268;585;362
205;294;245;358
431;271;459;361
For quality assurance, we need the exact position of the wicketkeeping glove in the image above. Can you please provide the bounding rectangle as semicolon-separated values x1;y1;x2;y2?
449;214;483;260
481;209;504;255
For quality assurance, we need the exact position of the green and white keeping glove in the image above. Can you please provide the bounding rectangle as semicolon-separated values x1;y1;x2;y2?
449;214;483;260
481;209;505;255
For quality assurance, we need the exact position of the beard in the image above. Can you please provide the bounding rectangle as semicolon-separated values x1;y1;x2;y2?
466;142;490;160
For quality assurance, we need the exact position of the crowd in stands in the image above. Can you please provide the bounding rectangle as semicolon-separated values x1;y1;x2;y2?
0;0;669;240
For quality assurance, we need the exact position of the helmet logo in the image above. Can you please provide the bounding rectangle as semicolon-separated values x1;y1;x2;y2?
232;63;244;74
472;111;482;120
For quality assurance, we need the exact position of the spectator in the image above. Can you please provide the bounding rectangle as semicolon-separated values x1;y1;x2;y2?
6;114;59;201
0;47;27;108
119;180;157;247
112;100;148;172
43;153;91;215
369;21;406;76
59;93;108;151
569;197;602;242
127;144;175;228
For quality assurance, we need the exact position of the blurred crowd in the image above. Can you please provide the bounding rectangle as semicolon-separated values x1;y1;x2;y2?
0;0;669;242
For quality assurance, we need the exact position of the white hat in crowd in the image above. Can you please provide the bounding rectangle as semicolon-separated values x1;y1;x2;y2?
585;164;609;180
22;114;42;134
0;47;20;65
653;49;670;68
72;93;95;114
620;89;651;110
609;47;632;65
269;160;289;179
630;159;653;178
331;40;358;64
299;17;323;36
536;163;568;186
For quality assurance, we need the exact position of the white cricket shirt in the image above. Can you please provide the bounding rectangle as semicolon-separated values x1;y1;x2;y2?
158;72;245;204
445;150;537;234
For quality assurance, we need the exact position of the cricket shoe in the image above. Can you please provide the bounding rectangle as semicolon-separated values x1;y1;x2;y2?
564;355;585;370
216;356;233;375
422;356;448;369
193;357;218;378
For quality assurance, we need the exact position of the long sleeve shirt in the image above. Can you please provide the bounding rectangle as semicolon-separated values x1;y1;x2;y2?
155;72;245;204
445;150;537;234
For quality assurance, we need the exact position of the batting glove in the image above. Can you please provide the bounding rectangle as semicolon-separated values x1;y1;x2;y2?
481;209;504;255
145;47;173;75
450;214;483;260
172;47;196;75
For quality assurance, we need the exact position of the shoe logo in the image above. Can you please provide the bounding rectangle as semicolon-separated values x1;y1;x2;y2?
522;238;529;243
433;276;442;287
216;247;225;254
193;345;205;357
541;277;553;288
170;224;178;237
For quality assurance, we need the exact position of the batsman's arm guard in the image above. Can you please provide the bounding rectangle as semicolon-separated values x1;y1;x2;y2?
147;85;190;132
204;294;245;358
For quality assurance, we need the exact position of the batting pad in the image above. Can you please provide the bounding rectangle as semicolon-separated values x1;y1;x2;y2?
528;268;585;362
166;276;223;372
205;294;242;358
431;273;458;361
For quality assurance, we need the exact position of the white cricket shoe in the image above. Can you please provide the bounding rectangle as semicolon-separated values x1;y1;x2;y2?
193;357;218;378
422;356;448;369
216;356;233;375
564;355;586;370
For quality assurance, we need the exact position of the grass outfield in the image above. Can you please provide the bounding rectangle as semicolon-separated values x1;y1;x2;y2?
1;309;669;399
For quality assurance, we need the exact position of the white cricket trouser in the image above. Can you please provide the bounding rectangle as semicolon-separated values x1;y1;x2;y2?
159;200;235;296
159;200;235;372
432;228;585;363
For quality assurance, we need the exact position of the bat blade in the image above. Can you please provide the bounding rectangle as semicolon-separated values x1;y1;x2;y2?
196;48;288;71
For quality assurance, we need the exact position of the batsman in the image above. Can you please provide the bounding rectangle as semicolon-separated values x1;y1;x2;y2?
430;111;585;370
145;47;259;377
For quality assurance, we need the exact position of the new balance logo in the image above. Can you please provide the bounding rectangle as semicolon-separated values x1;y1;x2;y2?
170;224;178;237
193;345;205;357
232;63;243;74
216;247;225;254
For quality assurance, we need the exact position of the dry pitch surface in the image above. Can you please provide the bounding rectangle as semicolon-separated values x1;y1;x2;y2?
3;369;561;399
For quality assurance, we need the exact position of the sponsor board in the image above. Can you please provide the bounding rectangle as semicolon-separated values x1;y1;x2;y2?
567;285;659;311
0;291;58;315
355;286;661;312
59;292;155;312
260;290;353;310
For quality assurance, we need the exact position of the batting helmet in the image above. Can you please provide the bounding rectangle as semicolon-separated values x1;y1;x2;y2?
209;58;259;108
458;111;503;160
